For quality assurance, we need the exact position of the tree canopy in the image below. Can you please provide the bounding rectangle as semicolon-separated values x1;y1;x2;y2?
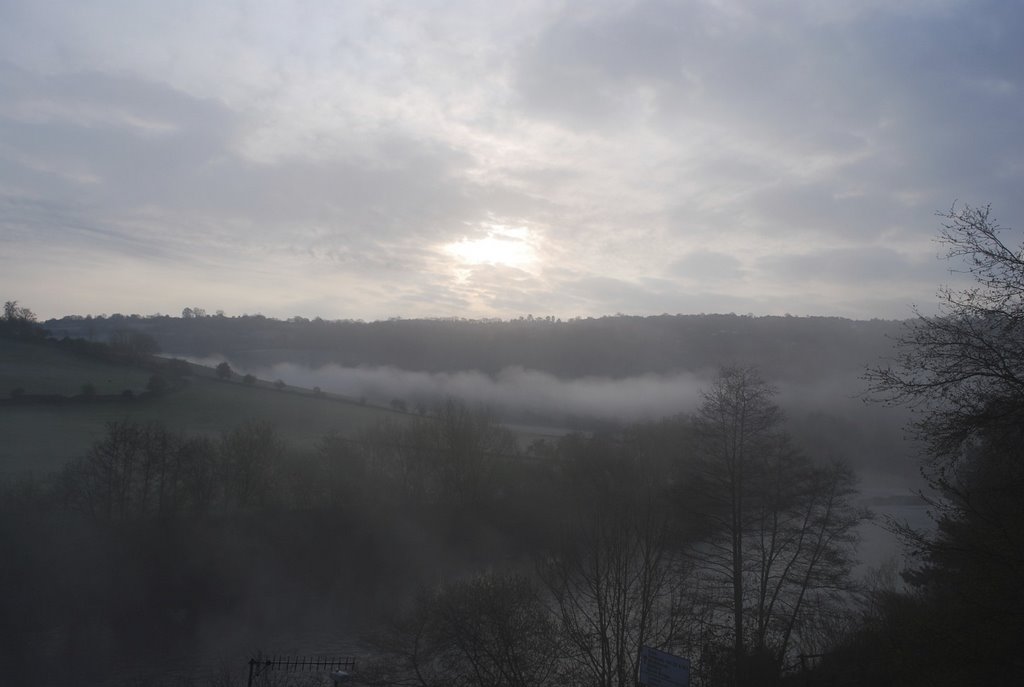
866;204;1024;461
856;205;1024;685
1;300;43;339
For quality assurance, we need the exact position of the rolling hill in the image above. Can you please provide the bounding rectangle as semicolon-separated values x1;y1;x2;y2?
0;337;401;477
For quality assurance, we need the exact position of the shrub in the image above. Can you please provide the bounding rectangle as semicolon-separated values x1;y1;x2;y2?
215;362;233;380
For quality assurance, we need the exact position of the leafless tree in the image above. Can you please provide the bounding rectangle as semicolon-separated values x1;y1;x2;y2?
218;420;283;510
356;400;516;507
61;421;220;521
538;439;689;687
680;367;864;685
865;204;1024;462
862;205;1024;683
365;573;561;687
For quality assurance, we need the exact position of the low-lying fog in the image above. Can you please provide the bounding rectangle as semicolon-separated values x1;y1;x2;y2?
184;355;714;423
178;355;928;558
181;356;898;428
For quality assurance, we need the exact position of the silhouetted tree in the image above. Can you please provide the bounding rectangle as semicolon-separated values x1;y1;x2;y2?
866;204;1024;461
61;421;221;521
679;367;863;685
367;573;561;687
215;361;232;380
1;300;43;339
427;400;517;507
280;431;363;509
863;205;1024;685
218;420;283;509
538;435;689;687
357;401;516;507
3;300;32;322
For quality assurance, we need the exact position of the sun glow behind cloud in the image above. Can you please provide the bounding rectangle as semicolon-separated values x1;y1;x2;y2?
444;223;540;276
1;0;1022;320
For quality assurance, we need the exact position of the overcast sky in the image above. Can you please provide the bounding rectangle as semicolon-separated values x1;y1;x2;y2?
1;0;1021;321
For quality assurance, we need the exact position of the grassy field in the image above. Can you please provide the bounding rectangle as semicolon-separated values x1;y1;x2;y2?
0;339;402;478
0;338;152;396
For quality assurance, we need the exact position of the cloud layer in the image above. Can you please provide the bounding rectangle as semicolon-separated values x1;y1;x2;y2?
2;1;1022;320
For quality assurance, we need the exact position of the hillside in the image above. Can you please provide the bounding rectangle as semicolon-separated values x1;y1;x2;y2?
45;312;900;381
0;337;400;477
23;313;916;483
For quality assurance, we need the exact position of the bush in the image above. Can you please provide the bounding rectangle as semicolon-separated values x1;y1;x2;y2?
215;362;232;380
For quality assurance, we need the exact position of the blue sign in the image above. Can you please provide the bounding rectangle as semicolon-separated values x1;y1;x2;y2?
638;646;690;687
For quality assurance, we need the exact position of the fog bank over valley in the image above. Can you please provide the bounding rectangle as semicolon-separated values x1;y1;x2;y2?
179;355;916;486
180;357;711;422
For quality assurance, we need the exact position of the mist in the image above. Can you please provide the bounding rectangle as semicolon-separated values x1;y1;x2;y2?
5;324;929;686
177;355;916;483
181;356;717;424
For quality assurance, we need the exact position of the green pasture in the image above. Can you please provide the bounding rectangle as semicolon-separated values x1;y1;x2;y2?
0;338;151;396
0;340;402;478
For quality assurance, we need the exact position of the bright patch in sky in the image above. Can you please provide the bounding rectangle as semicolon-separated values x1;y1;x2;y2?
0;0;1021;320
444;225;539;271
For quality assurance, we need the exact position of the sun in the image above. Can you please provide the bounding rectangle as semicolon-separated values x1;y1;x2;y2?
444;224;538;271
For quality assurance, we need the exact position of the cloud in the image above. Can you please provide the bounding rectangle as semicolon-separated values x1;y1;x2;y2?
758;246;937;284
1;1;1022;321
669;251;746;284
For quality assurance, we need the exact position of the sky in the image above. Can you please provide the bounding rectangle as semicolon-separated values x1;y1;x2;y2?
1;0;1022;322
